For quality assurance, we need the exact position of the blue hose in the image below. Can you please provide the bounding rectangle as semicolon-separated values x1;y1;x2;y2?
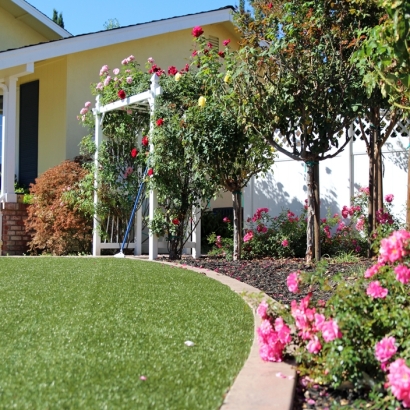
119;166;148;254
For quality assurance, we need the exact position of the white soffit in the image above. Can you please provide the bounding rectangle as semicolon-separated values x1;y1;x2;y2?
0;8;233;71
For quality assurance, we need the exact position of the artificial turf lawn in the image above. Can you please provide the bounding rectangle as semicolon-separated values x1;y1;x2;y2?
0;257;254;409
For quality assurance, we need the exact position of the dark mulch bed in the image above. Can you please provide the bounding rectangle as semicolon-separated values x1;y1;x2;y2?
159;255;375;409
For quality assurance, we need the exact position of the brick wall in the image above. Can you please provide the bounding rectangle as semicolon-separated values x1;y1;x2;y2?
1;202;30;256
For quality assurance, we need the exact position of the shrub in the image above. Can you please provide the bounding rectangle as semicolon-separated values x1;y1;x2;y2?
25;160;93;255
256;229;410;409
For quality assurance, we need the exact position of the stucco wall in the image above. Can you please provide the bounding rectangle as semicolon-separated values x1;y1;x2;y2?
0;5;48;52
20;57;67;174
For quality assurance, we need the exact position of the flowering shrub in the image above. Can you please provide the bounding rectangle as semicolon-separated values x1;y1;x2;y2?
25;160;93;255
256;229;410;408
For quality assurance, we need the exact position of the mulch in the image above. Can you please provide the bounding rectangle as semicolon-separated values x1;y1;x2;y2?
158;255;375;410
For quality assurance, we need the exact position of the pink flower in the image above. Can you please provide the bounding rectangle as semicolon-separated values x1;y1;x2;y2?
215;235;222;248
287;271;300;294
275;317;291;344
124;166;133;178
387;359;410;407
147;57;154;64
243;231;254;242
128;55;135;62
113;68;120;75
118;89;126;99
375;337;397;368
99;64;109;76
192;26;204;37
394;265;410;284
121;58;129;65
80;107;88;115
96;82;103;90
257;224;267;233
366;281;388;299
104;76;112;86
223;217;230;223
341;206;349;219
321;319;342;342
223;39;231;46
218;51;225;58
257;319;287;362
84;101;91;108
385;194;394;203
314;313;326;331
380;230;410;264
126;76;133;84
356;216;365;231
281;239;289;247
257;301;269;319
360;186;370;195
307;335;322;354
364;263;383;279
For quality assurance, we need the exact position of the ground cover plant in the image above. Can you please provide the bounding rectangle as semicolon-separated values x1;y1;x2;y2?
0;258;253;409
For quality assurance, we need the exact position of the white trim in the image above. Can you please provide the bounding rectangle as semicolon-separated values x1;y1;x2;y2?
9;0;71;38
0;8;233;70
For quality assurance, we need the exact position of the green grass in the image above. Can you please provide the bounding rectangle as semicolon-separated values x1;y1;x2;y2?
0;258;253;409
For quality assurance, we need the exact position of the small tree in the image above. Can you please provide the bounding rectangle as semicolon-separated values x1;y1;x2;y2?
103;19;120;30
232;0;381;263
192;30;275;260
52;9;64;28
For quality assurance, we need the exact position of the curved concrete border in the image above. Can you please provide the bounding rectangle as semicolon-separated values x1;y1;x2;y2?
141;258;296;410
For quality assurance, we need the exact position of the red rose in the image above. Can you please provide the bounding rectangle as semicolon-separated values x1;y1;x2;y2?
167;66;178;76
141;136;149;146
184;63;190;72
218;51;225;58
172;218;180;225
207;42;213;49
192;26;204;38
131;148;138;158
156;118;164;127
147;168;154;177
118;89;126;99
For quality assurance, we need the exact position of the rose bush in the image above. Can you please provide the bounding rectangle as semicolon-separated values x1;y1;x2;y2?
256;228;410;408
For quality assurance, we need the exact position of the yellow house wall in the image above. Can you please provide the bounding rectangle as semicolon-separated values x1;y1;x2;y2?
66;23;237;159
20;57;67;174
0;5;48;52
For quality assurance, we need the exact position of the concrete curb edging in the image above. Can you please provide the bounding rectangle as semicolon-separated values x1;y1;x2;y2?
148;259;296;410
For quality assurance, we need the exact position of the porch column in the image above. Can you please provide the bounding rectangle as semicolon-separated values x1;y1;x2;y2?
0;78;17;202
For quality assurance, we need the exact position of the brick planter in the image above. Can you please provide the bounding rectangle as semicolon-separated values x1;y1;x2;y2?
1;201;31;256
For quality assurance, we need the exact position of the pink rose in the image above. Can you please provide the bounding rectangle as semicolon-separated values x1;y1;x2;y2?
126;76;133;84
375;336;397;368
307;335;322;354
394;264;410;284
387;359;410;407
385;194;394;203
192;26;204;37
84;101;91;108
148;57;154;64
281;239;289;247
223;39;231;46
223;217;230;223
243;231;254;242
104;76;112;86
113;68;120;75
366;281;388;299
80;107;88;115
142;136;149;146
99;65;109;76
287;271;300;294
257;301;269;319
321;319;342;342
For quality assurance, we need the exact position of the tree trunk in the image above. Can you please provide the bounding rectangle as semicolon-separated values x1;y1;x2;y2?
313;162;321;261
306;164;315;265
407;152;410;227
168;223;184;260
376;144;383;213
232;191;242;261
367;117;375;257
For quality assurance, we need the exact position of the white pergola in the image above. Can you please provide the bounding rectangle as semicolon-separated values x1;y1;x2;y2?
92;74;201;260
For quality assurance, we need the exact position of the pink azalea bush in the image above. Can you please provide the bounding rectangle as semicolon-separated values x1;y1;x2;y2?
256;228;410;408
